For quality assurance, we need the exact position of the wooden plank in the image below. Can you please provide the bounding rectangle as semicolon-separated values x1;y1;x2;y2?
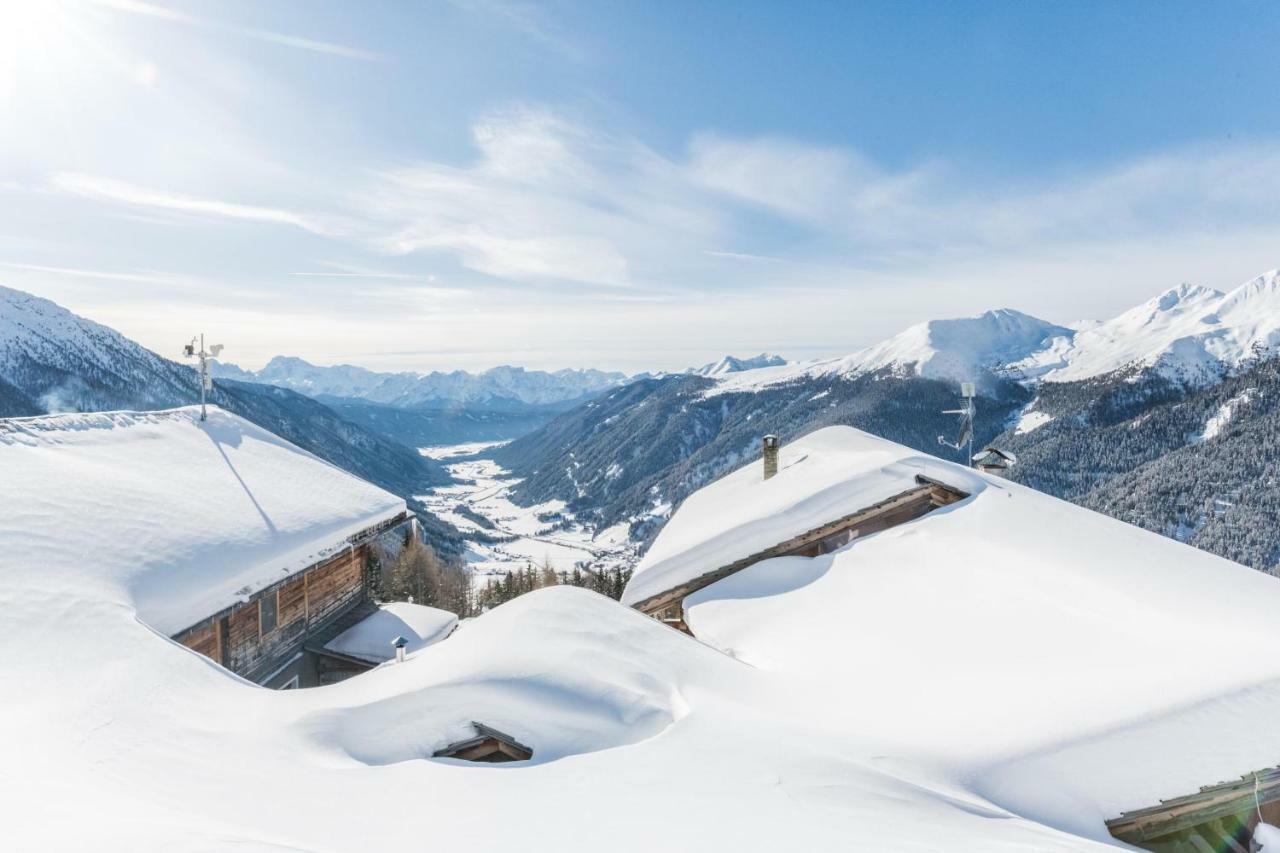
277;576;306;629
176;621;219;663
632;476;967;618
1107;767;1280;842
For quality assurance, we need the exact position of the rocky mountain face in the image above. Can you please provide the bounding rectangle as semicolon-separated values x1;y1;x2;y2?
0;287;455;543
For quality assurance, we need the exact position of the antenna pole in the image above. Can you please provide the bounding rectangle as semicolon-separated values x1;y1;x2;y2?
199;332;206;421
182;334;223;423
968;394;975;468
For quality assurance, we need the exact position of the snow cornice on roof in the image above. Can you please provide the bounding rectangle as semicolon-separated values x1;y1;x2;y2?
0;405;406;634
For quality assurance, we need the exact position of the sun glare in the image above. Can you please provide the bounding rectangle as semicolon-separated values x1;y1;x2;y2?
0;0;107;101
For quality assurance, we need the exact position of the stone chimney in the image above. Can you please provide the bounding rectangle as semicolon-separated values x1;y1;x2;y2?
762;435;780;480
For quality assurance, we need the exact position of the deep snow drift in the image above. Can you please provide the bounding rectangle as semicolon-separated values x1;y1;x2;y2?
6;416;1280;850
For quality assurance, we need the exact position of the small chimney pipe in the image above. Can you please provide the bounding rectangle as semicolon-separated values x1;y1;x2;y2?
392;635;409;664
762;435;780;480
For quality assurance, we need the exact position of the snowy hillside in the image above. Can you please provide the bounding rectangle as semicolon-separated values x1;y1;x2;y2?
0;284;198;412
216;354;628;408
7;421;1280;850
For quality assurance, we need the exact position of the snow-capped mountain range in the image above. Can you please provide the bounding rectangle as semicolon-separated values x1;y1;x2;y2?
218;352;795;410
214;355;630;409
712;270;1280;394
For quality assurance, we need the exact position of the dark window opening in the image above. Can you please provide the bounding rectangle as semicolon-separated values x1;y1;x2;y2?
260;593;278;635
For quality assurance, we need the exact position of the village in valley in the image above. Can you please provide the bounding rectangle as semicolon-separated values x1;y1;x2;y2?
416;442;639;600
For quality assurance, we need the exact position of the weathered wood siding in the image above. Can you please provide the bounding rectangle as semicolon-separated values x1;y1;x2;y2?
278;575;307;627
175;543;371;682
180;620;221;665
305;549;364;628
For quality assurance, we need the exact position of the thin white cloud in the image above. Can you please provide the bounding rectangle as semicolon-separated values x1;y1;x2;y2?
0;260;185;286
703;249;787;263
444;0;586;61
350;108;1280;307
51;172;346;236
88;0;384;61
361;107;719;288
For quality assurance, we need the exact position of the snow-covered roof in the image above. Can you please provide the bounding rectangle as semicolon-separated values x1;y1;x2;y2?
973;446;1016;464
0;406;405;634
622;426;982;607
324;602;458;664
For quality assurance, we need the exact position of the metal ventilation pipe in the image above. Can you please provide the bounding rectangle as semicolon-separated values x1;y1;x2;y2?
392;635;408;664
762;434;780;480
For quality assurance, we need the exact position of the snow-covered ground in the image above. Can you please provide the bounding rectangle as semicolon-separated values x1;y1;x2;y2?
9;416;1280;851
418;445;638;585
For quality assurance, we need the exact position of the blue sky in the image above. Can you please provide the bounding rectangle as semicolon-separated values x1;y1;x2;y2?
2;0;1280;372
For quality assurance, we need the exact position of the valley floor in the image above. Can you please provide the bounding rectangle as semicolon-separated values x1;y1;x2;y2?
419;443;638;587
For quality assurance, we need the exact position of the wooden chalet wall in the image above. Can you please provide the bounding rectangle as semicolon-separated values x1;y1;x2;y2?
172;512;408;684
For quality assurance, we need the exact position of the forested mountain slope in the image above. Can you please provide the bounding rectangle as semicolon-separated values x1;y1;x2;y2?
999;358;1280;570
494;371;1029;542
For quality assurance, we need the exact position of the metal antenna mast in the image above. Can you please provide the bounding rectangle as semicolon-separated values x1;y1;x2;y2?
182;334;223;422
938;381;976;466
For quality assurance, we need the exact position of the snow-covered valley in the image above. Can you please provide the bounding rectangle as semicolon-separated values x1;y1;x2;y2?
419;443;639;587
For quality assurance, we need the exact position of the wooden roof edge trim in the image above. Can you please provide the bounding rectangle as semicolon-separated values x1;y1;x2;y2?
1106;765;1280;839
171;511;408;641
433;722;533;759
472;722;534;754
632;477;968;616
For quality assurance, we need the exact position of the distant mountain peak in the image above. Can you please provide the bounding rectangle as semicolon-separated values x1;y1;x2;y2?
1153;282;1223;311
690;353;787;377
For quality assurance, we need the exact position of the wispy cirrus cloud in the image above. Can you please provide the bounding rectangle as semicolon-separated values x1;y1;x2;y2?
50;172;349;237
359;108;721;288
0;260;188;287
89;0;385;61
355;106;1280;300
